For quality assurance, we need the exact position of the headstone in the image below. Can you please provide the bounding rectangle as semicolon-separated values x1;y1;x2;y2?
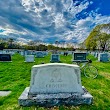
98;53;109;62
50;54;60;62
24;51;28;56
64;51;68;56
72;53;88;62
0;50;3;54
0;91;11;96
0;54;12;62
95;52;98;58
18;63;93;107
20;51;25;56
36;52;44;58
25;55;35;62
108;53;110;61
42;51;48;56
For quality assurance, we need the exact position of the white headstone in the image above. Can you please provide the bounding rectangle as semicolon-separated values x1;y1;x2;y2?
29;63;83;94
25;55;35;62
19;63;93;106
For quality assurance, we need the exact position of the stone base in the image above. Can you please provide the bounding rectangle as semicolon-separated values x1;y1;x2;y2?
18;87;93;107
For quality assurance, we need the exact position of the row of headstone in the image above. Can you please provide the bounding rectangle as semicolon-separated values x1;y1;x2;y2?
3;49;25;56
2;49;48;57
18;63;93;106
25;54;60;63
0;53;60;62
90;51;110;62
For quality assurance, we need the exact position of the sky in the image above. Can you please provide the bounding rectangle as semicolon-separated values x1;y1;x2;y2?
0;0;110;44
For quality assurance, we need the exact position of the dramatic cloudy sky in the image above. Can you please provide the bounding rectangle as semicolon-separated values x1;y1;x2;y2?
0;0;110;43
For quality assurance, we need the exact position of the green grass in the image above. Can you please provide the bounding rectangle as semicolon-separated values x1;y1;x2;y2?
0;53;110;110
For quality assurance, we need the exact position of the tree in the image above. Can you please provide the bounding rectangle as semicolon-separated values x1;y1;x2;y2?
85;24;110;51
97;33;110;51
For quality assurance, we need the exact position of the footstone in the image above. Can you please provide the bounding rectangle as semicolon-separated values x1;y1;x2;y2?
0;91;11;96
18;63;93;107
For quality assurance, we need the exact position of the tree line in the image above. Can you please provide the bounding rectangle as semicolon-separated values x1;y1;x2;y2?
0;38;75;51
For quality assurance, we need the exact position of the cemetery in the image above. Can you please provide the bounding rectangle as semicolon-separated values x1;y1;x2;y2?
0;52;110;110
0;0;110;109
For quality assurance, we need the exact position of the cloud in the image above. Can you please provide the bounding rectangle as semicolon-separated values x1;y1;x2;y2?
0;0;110;43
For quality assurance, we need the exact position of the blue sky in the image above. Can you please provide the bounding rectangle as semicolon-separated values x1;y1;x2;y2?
0;0;110;43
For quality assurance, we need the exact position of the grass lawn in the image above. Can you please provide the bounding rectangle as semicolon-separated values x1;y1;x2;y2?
0;53;110;110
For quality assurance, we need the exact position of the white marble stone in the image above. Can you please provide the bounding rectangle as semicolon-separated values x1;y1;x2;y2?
25;55;35;62
29;63;84;94
19;63;93;106
0;91;11;96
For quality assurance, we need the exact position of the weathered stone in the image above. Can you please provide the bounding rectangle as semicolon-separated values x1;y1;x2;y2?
18;87;93;107
0;91;11;96
18;63;93;107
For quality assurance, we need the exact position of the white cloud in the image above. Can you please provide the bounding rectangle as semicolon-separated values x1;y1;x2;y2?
0;0;110;43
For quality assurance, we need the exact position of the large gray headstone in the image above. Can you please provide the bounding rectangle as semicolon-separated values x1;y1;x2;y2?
29;64;83;94
18;63;93;107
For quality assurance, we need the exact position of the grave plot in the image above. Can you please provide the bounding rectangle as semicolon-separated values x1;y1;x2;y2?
18;63;93;107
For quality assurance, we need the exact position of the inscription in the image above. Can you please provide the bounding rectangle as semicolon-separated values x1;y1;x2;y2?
46;84;66;88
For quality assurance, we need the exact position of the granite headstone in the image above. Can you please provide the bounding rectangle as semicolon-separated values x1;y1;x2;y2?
98;53;109;62
0;54;11;62
50;54;60;62
18;63;93;107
